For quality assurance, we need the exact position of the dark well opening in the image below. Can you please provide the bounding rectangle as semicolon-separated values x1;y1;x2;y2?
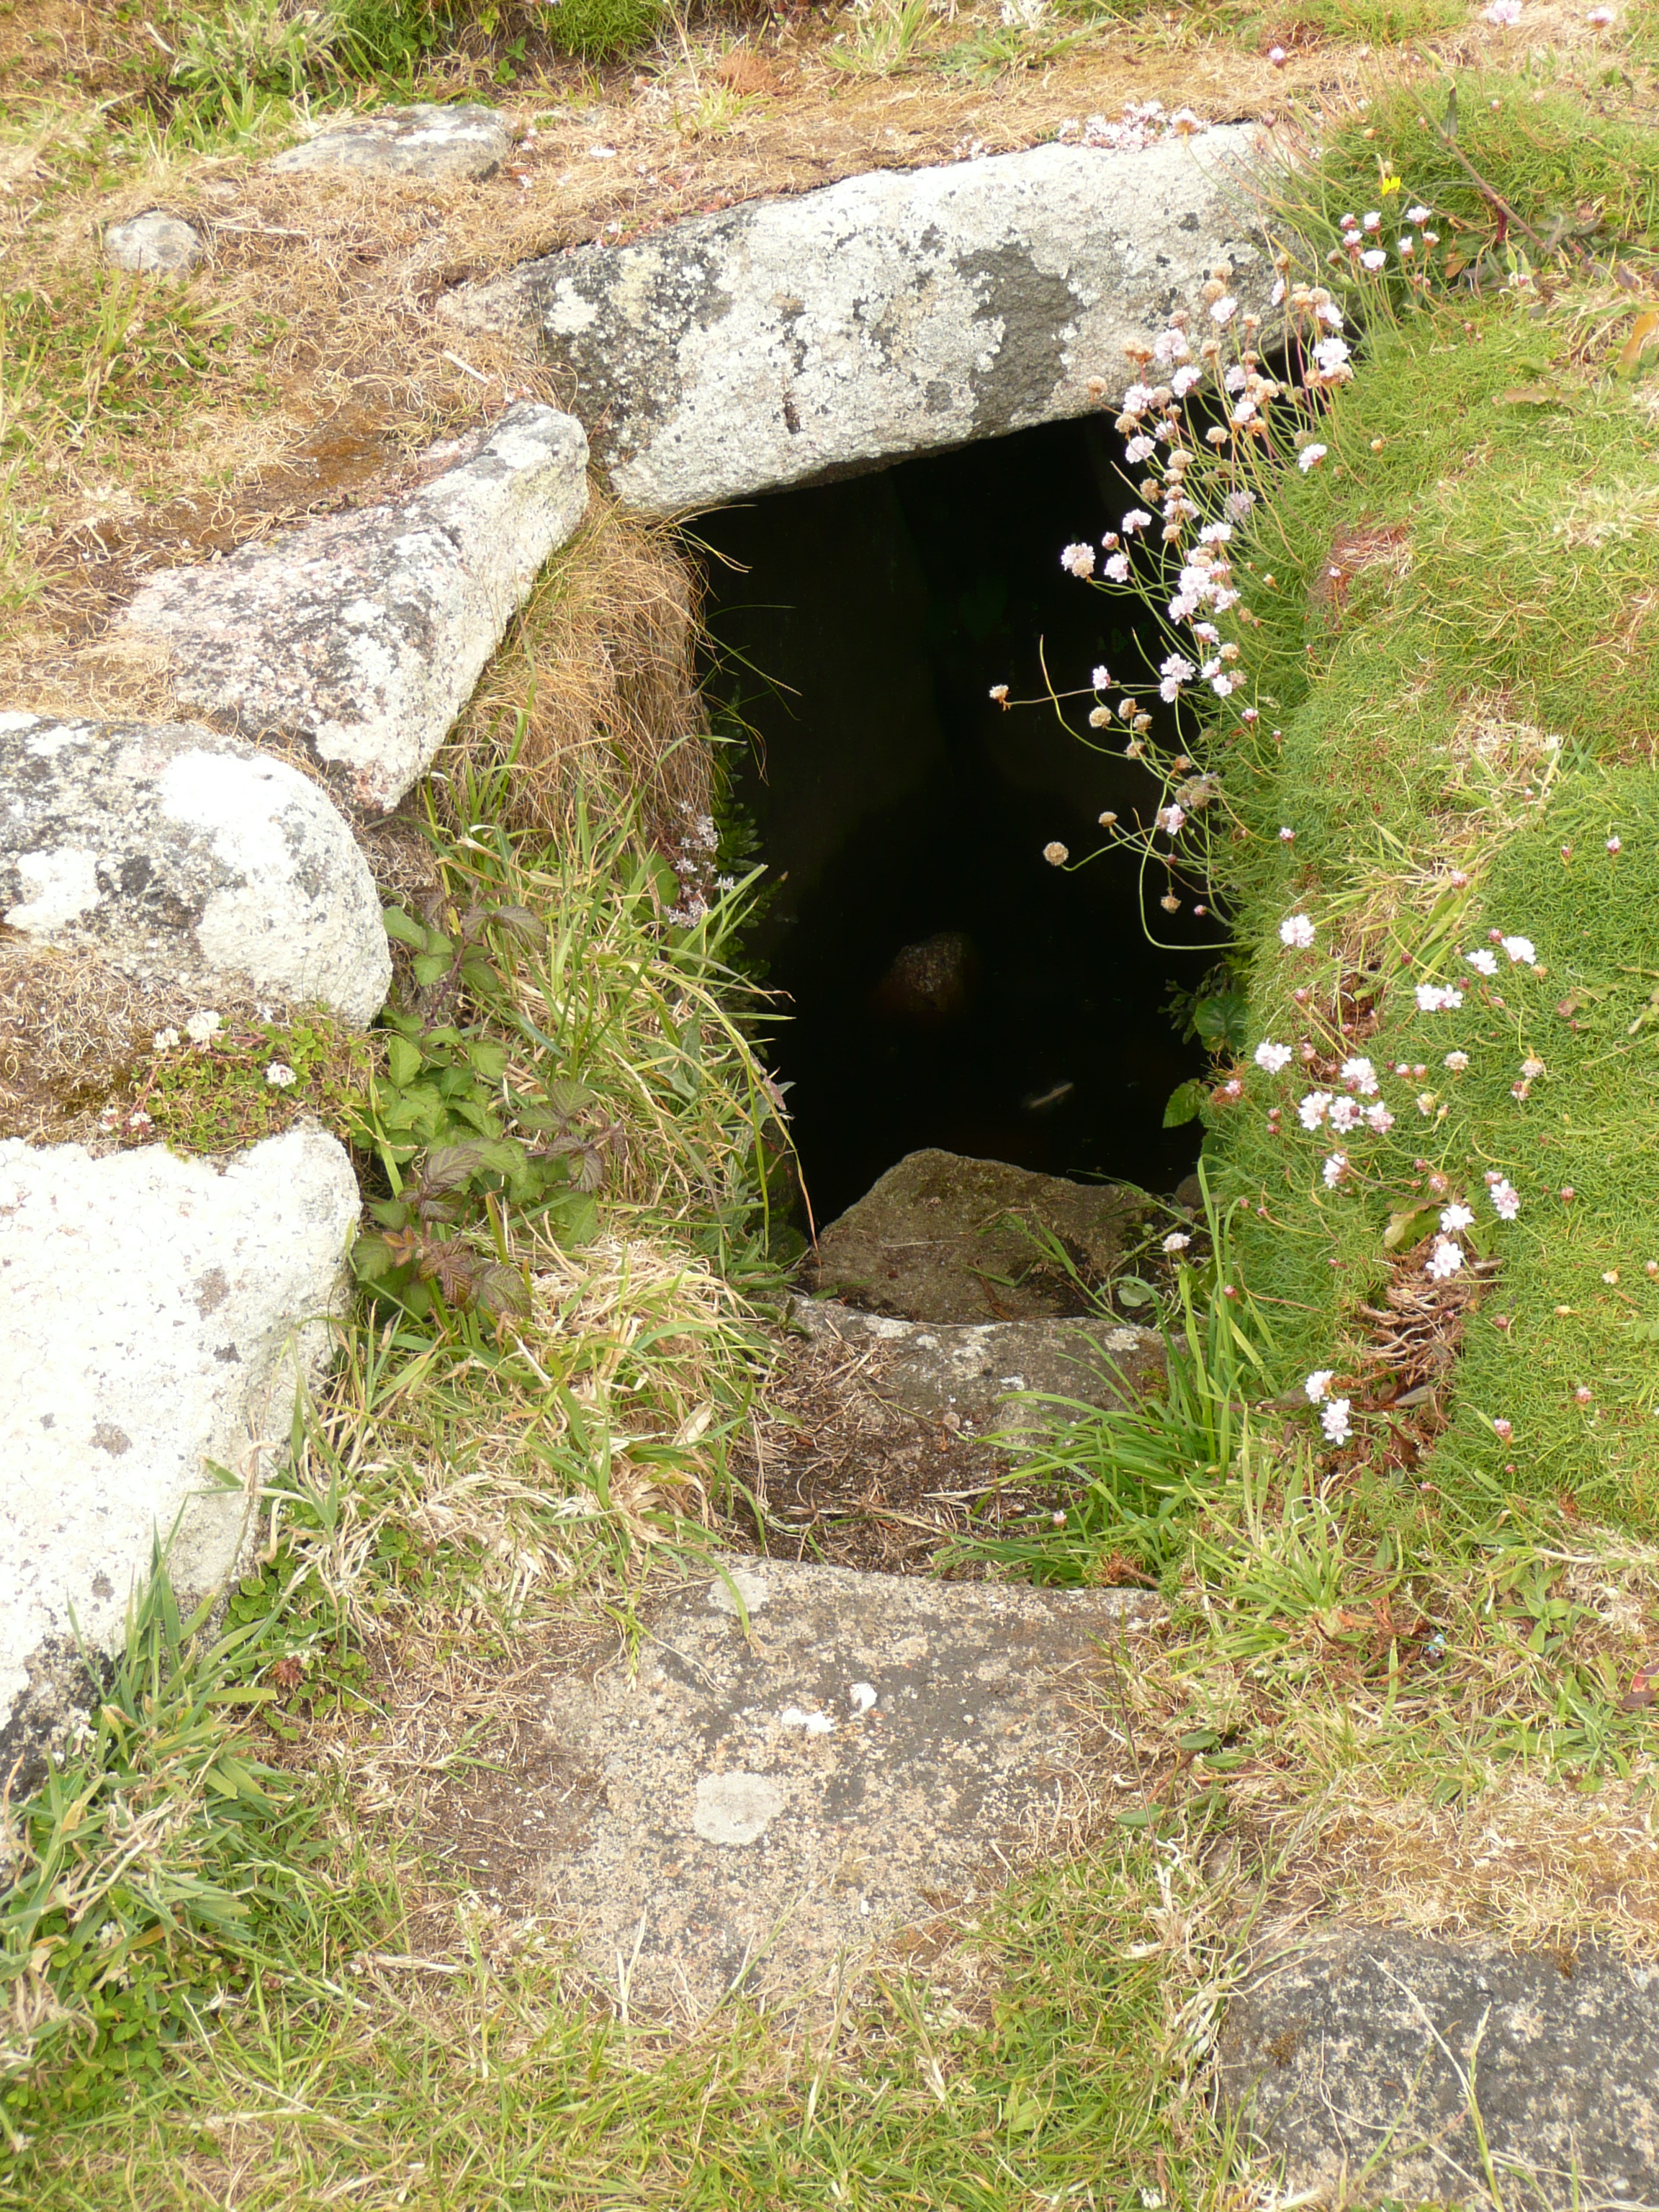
696;415;1216;1227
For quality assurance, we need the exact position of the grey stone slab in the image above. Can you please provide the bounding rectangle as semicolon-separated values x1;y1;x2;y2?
1217;1927;1659;2208
793;1297;1163;1437
0;1127;359;1791
800;1147;1155;1324
120;404;588;815
449;1559;1142;2016
104;210;203;276
441;130;1272;510
269;103;511;183
0;713;390;1023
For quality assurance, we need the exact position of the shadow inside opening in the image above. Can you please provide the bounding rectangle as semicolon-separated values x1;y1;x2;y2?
696;414;1218;1228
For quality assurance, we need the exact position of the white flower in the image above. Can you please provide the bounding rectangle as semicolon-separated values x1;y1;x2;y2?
1091;664;1111;689
153;1028;180;1051
1444;1050;1470;1072
1162;1231;1192;1254
1318;300;1344;328
1416;1091;1438;1117
1103;552;1131;583
1323;1151;1349;1187
1482;0;1521;21
1465;948;1498;976
1328;1098;1362;1133
1415;982;1465;1012
1490;1177;1521;1220
1121;509;1154;535
1588;3;1616;17
1406;202;1431;222
1227;488;1258;520
1361;248;1388;271
1254;1040;1292;1074
1501;934;1537;966
265;1062;298;1089
1520;1056;1546;1080
1339;1055;1377;1094
1043;842;1069;866
1298;1089;1334;1130
1365;1101;1395;1133
1124;435;1156;464
1155;804;1186;835
1439;1202;1475;1233
1210;295;1238;325
1154;326;1192;365
1321;1398;1352;1444
1280;913;1316;948
1171;364;1203;397
1362;211;1382;231
185;1010;222;1046
1425;1238;1465;1281
1298;444;1328;472
1313;336;1352;374
1122;382;1159;414
1279;825;1295;842
1061;542;1096;577
1305;1369;1334;1403
1270;277;1287;306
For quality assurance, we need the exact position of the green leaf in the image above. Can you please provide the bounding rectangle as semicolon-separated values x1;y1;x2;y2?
381;907;428;949
1383;1203;1438;1252
412;952;452;987
1162;1079;1205;1128
466;1038;509;1082
350;1236;396;1282
1115;1275;1156;1309
479;902;549;953
386;1034;423;1089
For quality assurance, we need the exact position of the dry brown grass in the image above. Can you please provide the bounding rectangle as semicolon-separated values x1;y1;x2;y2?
441;496;710;841
0;938;219;1146
2;0;1552;726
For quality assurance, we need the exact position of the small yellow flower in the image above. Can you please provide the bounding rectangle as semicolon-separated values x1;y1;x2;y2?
1380;174;1403;194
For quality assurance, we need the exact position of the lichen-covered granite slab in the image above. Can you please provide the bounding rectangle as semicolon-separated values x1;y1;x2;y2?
429;1558;1146;2016
442;130;1271;510
121;404;588;814
1218;1927;1659;2208
0;713;390;1022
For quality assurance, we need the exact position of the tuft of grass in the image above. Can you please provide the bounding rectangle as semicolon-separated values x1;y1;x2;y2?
0;1558;327;2152
444;499;711;846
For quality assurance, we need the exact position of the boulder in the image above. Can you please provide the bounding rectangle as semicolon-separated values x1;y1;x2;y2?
0;1127;359;1789
104;210;204;276
1217;1928;1659;2208
801;1148;1154;1324
120;404;589;814
0;714;391;1025
793;1298;1162;1436
441;130;1272;510
268;102;511;183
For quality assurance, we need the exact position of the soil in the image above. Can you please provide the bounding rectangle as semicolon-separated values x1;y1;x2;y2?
724;1320;1057;1574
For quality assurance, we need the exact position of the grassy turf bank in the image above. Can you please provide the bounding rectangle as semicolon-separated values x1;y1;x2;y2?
1206;88;1659;1516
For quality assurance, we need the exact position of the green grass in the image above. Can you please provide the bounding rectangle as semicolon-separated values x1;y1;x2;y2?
15;1823;1229;2208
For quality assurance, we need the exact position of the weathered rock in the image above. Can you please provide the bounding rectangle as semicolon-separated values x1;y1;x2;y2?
801;1148;1154;1324
268;102;511;183
1217;1928;1659;2208
442;131;1271;510
0;714;391;1024
120;405;589;814
0;1126;359;1791
794;1298;1163;1436
104;210;204;276
422;1557;1146;2015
